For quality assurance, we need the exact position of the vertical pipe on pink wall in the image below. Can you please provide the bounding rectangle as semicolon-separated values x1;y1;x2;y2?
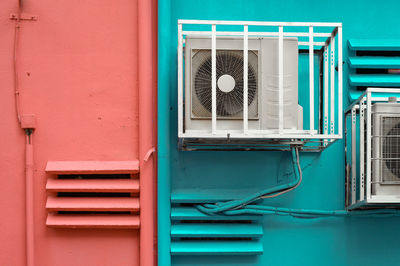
15;1;35;264
138;0;155;265
25;133;34;266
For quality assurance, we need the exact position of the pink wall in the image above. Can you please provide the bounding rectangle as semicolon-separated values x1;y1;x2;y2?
0;0;156;265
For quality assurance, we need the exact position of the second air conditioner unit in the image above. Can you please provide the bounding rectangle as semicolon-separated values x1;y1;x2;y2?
372;100;400;196
184;37;303;133
346;89;400;209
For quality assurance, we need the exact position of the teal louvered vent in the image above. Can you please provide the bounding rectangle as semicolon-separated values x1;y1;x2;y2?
348;39;400;88
170;191;263;256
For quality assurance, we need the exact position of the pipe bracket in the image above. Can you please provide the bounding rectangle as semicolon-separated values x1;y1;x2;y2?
10;13;38;21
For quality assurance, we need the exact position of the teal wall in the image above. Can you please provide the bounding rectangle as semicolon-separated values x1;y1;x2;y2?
158;1;400;265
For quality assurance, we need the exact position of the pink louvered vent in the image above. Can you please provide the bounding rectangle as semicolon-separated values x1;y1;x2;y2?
45;161;140;229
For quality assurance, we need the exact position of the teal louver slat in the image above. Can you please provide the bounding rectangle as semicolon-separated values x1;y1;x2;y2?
349;74;400;87
171;223;263;238
171;206;258;221
171;240;263;255
348;57;400;69
348;39;400;51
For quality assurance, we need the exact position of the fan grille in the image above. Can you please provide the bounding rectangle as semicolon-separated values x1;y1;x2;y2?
191;50;258;118
381;116;400;182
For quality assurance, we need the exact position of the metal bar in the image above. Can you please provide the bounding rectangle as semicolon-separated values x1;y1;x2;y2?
314;32;333;37
309;26;314;133
178;19;342;27
372;157;400;160
344;112;349;207
323;46;329;145
180;132;342;139
366;91;372;199
368;87;400;93
318;49;324;135
346;88;400;113
243;25;248;134
338;26;343;137
182;128;323;134
364;195;400;203
278;26;284;133
182;31;331;38
211;24;217;134
177;23;183;134
351;107;356;205
330;36;335;135
370;97;400;102
360;99;365;201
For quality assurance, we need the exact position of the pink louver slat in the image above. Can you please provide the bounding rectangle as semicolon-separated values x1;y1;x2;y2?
46;196;139;212
46;213;140;229
45;160;139;174
46;178;139;192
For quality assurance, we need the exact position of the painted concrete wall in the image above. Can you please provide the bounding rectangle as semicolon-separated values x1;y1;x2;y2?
0;1;156;265
158;0;400;265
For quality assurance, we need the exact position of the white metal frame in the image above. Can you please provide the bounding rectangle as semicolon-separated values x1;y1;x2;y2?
177;20;343;150
346;88;400;209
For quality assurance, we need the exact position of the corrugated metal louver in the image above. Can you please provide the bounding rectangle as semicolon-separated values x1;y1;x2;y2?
45;161;140;229
348;39;400;88
170;190;263;256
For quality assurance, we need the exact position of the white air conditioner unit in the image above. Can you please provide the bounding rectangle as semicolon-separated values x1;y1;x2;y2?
184;37;303;133
177;20;343;151
346;90;400;209
372;101;400;196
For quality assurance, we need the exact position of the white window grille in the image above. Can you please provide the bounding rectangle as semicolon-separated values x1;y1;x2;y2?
177;20;343;151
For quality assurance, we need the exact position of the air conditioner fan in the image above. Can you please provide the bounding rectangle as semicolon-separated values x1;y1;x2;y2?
192;50;258;117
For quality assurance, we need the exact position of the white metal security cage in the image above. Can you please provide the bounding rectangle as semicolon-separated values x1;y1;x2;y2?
345;88;400;209
177;20;343;151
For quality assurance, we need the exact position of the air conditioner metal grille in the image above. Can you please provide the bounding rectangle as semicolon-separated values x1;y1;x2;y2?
191;49;258;119
381;116;400;183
